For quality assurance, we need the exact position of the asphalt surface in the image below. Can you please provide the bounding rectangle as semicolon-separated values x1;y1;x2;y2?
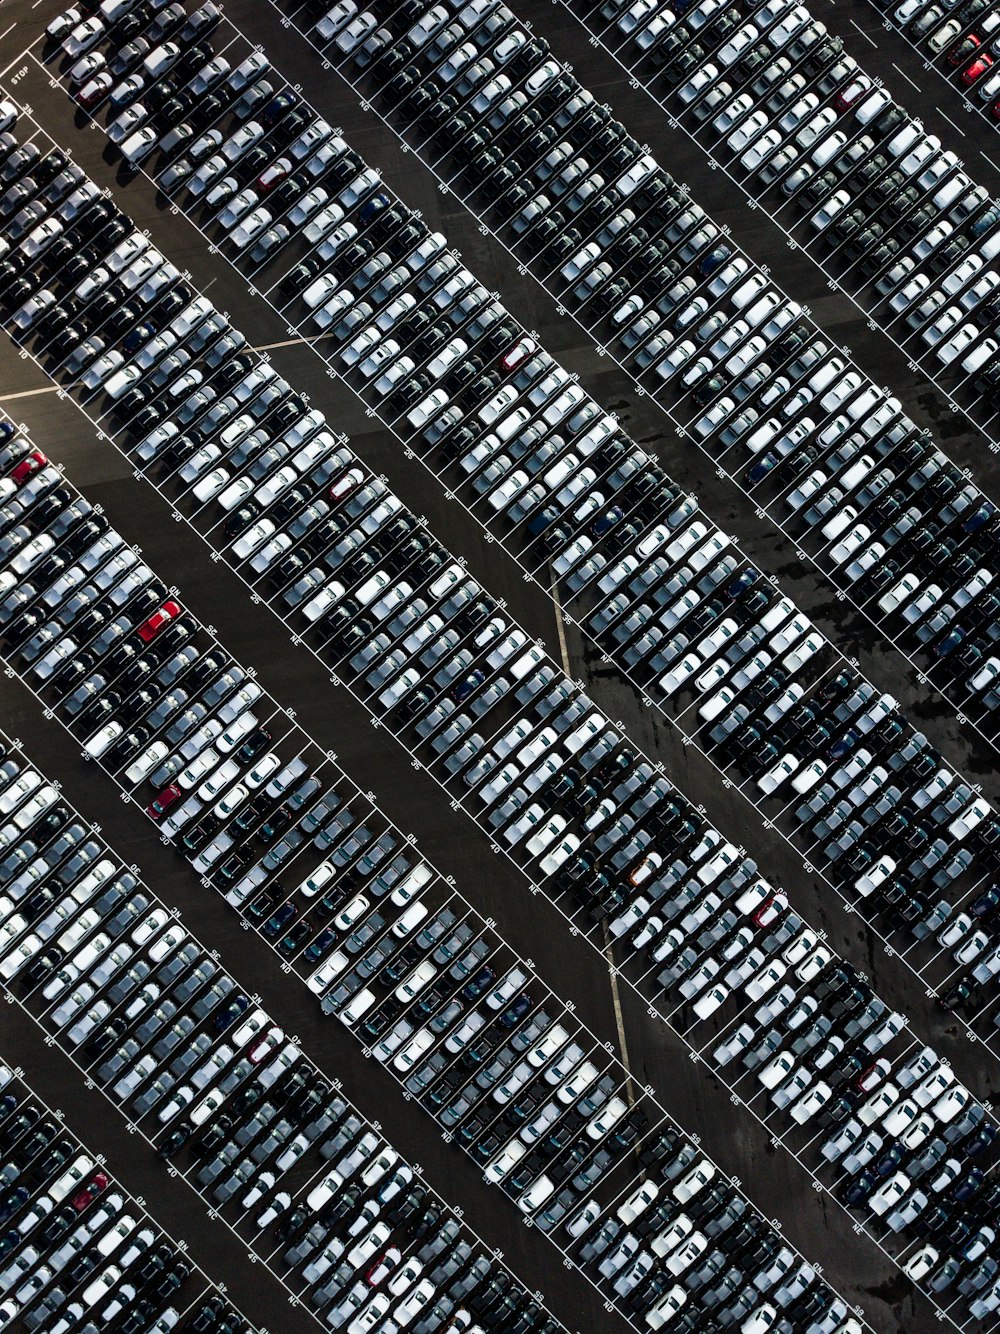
2;1;1000;1332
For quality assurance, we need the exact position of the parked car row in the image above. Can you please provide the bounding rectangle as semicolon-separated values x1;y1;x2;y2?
11;10;1000;1317
571;0;1000;423
0;726;580;1334
0;427;889;1334
714;1000;1000;1311
869;0;1000;132
277;0;1000;732
0;727;871;1334
205;0;1000;988
41;0;1000;1011
0;1061;248;1334
562;1135;870;1334
0;188;991;1334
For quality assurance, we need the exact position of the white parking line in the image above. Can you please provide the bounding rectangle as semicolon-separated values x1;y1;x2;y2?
0;384;59;400
892;61;921;92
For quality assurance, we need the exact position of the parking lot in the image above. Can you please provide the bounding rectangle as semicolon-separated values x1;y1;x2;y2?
2;0;1000;1332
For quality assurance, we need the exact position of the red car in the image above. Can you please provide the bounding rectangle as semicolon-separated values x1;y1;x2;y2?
256;157;292;193
627;852;663;887
76;71;112;108
962;53;993;84
71;1172;108;1211
833;75;871;112
136;600;181;642
147;784;182;821
328;469;363;504
992;98;1000;120
751;889;789;928
365;1247;401;1284
499;335;538;372
9;450;47;486
247;1025;283;1064
854;1058;891;1093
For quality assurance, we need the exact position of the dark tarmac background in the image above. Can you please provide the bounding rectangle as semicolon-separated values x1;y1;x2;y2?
1;1;1000;1329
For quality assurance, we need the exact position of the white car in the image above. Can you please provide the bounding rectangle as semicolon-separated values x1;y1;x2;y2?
728;110;769;152
230;207;272;248
317;0;358;38
758;753;798;795
108;104;149;145
245;753;281;789
76;71;113;106
741;128;782;172
64;15;106;55
120;126;158;165
83;721;122;760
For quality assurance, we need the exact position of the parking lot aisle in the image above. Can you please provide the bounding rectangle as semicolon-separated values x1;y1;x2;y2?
551;569;640;1102
0;26;997;1317
164;5;1000;1013
532;0;1000;449
0;715;614;1334
0;217;977;1334
0;1017;278;1331
0;710;886;1334
249;0;1000;752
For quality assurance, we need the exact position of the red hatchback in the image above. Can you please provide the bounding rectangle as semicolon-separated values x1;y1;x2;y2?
136;600;181;642
9;450;47;486
854;1058;891;1092
328;469;363;504
752;889;789;928
963;53;993;84
256;157;292;193
499;335;538;372
147;784;182;821
833;75;870;112
71;1172;108;1211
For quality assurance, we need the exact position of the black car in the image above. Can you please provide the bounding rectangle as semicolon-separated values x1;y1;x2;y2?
236;728;271;764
